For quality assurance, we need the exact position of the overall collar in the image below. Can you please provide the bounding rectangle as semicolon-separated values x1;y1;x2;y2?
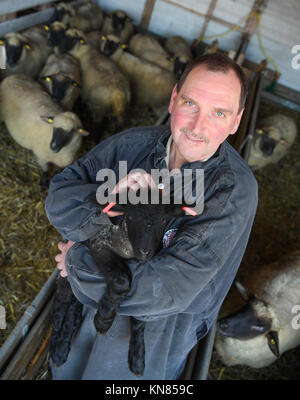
152;126;226;171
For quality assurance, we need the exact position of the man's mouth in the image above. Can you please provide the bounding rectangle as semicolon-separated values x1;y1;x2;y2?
183;130;208;144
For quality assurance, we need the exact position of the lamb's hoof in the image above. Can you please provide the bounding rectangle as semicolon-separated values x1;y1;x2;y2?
40;171;49;189
94;311;114;334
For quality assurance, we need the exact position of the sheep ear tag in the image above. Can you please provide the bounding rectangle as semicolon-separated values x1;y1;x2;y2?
266;330;280;358
182;206;197;216
235;280;255;302
40;116;54;124
77;127;89;136
102;202;116;213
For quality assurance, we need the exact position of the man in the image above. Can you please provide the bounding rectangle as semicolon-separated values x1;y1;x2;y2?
45;53;258;380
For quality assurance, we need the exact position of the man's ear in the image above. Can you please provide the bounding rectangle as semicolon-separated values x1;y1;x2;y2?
168;84;178;114
229;107;244;136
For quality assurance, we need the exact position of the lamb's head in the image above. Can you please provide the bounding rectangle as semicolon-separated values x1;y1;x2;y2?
253;114;297;158
99;34;122;57
50;2;76;23
173;54;190;80
40;73;80;103
44;21;68;48
109;10;131;33
101;188;196;261
0;33;31;67
215;280;281;367
58;29;87;55
40;112;89;153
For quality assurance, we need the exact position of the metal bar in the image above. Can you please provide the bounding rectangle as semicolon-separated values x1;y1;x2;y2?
191;319;217;380
0;269;57;374
261;90;300;113
0;8;54;35
0;299;53;380
243;74;264;163
0;0;57;16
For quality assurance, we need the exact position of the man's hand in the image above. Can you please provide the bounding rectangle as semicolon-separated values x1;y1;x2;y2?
106;172;157;217
55;240;75;277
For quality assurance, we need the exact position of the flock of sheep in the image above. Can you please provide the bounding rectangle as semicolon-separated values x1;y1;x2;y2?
0;1;193;187
0;0;299;373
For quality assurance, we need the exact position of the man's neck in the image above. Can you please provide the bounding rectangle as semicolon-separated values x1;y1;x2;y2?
169;142;212;171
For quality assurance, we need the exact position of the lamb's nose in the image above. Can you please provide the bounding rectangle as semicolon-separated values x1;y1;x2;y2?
138;248;150;257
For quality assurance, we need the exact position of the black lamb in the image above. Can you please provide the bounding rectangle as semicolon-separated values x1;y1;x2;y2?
50;188;195;376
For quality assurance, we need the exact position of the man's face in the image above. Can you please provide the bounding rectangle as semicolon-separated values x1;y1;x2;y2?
168;65;244;165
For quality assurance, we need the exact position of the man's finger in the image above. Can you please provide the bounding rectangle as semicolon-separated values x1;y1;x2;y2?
55;254;62;262
58;242;66;251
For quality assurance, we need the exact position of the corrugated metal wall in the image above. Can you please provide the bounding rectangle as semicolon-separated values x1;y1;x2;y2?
96;0;300;92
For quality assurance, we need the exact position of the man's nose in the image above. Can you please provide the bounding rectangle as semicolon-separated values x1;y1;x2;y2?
190;112;209;133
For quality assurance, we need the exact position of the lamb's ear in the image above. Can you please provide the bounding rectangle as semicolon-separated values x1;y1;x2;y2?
235;280;255;302
77;127;89;136
40;116;54;124
266;331;280;358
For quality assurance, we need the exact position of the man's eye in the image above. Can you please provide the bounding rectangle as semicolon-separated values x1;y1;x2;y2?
216;111;225;117
188;100;195;107
184;99;195;107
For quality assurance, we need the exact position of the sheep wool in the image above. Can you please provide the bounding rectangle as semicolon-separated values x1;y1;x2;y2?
0;74;88;174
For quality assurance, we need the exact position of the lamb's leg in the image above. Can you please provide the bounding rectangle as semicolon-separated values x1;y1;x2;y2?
128;317;146;376
91;250;132;334
49;276;83;367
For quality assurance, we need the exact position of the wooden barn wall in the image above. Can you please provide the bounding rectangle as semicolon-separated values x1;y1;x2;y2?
96;0;300;93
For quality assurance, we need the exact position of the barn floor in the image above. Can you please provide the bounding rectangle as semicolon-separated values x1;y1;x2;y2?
0;99;299;380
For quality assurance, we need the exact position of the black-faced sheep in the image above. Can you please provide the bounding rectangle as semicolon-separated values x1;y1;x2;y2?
50;1;103;32
0;74;89;188
0;28;50;79
248;114;297;170
215;251;300;368
59;29;131;137
50;189;195;376
50;2;77;24
129;33;189;79
44;21;68;51
99;34;176;114
102;10;134;44
39;53;81;110
164;36;192;80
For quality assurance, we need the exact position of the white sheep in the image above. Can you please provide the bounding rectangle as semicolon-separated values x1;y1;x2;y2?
61;29;131;135
164;35;192;60
129;33;174;72
129;33;168;56
248;114;297;170
100;34;176;113
215;251;300;368
39;53;81;110
0;74;89;187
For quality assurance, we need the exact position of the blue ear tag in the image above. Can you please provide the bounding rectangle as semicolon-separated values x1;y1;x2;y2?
163;228;178;248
